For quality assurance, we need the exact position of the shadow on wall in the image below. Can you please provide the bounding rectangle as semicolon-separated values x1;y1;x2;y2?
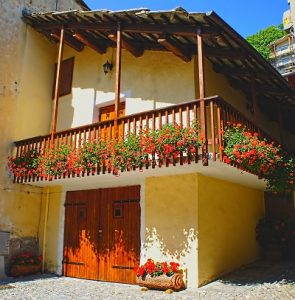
75;49;195;104
57;47;196;129
143;227;198;260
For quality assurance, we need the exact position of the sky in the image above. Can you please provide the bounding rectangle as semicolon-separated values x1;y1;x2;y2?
84;0;289;37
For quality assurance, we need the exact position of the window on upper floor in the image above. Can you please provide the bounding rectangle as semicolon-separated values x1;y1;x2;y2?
52;57;74;98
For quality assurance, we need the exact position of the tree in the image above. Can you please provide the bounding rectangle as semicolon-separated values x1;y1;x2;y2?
246;25;286;61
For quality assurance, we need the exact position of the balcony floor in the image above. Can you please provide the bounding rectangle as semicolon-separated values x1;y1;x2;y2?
20;159;266;192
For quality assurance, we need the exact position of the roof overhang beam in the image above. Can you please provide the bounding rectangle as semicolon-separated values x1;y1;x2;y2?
34;22;218;37
108;33;143;57
158;34;192;62
72;33;107;54
51;31;84;52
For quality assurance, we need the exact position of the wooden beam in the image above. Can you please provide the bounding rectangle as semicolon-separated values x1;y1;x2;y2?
108;34;143;57
72;33;107;54
51;31;84;52
114;24;122;138
158;35;192;62
35;22;218;37
50;28;64;145
204;45;247;59
229;78;289;100
197;29;208;166
213;64;272;80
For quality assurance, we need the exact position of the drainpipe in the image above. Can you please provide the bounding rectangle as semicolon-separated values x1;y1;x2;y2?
42;187;50;273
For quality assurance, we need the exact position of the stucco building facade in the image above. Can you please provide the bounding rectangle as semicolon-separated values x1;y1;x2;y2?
1;4;294;287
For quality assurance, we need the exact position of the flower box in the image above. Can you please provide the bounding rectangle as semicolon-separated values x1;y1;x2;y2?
10;264;41;277
136;273;184;291
134;259;185;291
10;253;43;277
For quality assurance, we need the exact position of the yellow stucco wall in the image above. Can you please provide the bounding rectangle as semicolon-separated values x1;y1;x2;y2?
144;174;198;287
57;46;196;130
0;185;43;237
0;0;83;248
197;174;264;286
38;186;64;273
15;27;56;140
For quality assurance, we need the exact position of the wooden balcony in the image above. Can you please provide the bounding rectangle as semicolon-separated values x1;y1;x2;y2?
13;95;275;183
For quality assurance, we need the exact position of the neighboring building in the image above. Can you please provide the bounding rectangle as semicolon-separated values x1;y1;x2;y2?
1;6;295;287
269;0;295;87
269;34;295;86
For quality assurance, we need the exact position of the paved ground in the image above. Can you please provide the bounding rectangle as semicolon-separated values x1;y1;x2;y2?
0;260;295;300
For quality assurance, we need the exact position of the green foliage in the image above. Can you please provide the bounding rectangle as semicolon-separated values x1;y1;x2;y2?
246;24;286;61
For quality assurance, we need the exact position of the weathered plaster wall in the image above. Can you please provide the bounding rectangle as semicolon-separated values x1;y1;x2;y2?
197;174;265;286
144;174;198;287
57;46;195;130
0;0;85;259
57;45;251;131
15;27;56;140
38;186;65;274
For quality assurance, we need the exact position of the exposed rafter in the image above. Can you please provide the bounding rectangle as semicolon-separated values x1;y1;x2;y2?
72;33;107;54
229;77;290;97
22;9;295;107
204;46;247;59
51;31;84;52
213;64;273;81
108;34;143;57
158;34;192;62
35;22;217;37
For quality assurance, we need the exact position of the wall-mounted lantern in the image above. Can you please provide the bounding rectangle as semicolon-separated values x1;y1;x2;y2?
103;60;113;75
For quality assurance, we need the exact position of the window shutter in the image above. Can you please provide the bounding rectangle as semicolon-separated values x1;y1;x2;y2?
52;57;74;98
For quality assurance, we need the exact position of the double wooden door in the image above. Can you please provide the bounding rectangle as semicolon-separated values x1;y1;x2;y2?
63;186;140;284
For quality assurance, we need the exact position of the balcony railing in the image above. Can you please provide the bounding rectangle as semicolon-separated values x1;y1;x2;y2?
13;95;274;183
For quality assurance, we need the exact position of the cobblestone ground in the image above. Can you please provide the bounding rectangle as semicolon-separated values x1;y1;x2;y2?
0;260;295;300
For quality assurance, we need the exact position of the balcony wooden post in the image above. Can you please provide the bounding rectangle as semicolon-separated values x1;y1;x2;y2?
197;29;208;166
50;27;64;146
114;23;122;138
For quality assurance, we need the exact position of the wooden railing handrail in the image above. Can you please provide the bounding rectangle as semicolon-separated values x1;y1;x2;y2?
14;95;277;147
216;96;276;143
14;95;220;146
12;94;285;183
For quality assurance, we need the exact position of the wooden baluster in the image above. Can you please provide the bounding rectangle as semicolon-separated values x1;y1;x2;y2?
121;119;125;140
172;108;175;126
210;99;216;161
83;128;86;145
133;117;136;134
103;124;106;141
179;106;183;128
193;104;197;122
165;110;168;125
127;118;131;136
158;112;162;130
186;105;190;128
217;105;223;162
139;116;143;131
145;115;149;130
152;113;155;131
